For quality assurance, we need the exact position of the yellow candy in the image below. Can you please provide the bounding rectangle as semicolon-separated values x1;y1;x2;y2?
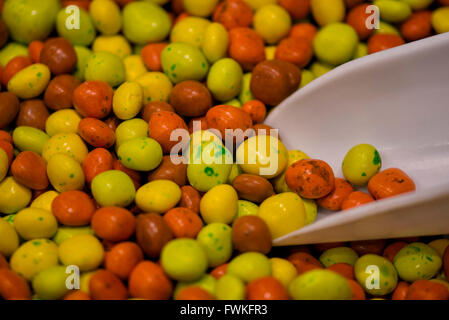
227;163;243;184
243;0;276;10
311;0;345;26
200;184;238;224
45;109;82;137
353;43;368;60
374;0;412;23
197;223;233;267
311;61;334;77
236;200;259;219
123;55;147;81
319;247;359;267
236;135;288;179
0;218;19;257
42;133;88;163
0;177;32;214
89;0;122;35
171;17;211;48
258;192;307;239
432;7;449;34
58;234;104;272
300;69;316;88
342;143;381;186
115;118;149;149
254;5;291;45
239;73;254;104
265;46;277;60
113;81;144;120
7;64;51;99
0;148;8;182
136;180;182;214
183;0;219;17
428;239;449;258
10;239;59;281
47;153;85;192
32;265;70;300
202;22;229;63
227;252;272;283
14;208;58;240
31;191;59;212
270;258;298;288
136;72;173;104
80;271;95;294
91;170;136;208
92;35;132;59
207;58;243;102
13;126;50;155
52;226;94;245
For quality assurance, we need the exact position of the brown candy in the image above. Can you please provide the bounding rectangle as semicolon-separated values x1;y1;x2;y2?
250;59;301;106
148;155;187;187
232;174;274;203
170;80;212;117
11;151;49;190
44;74;81;110
141;101;174;122
16;100;49;131
136;213;173;258
0;92;20;129
179;185;201;213
232;216;272;254
40;37;77;75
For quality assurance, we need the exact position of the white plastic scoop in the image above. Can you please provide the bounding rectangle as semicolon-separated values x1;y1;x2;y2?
265;32;449;246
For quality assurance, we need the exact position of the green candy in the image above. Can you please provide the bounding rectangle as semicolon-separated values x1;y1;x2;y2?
354;254;398;296
394;243;442;282
374;0;412;23
117;137;163;172
84;52;126;87
197;223;233;267
236;200;259;219
52;226;94;245
227;252;271;283
319;247;359;267
313;22;358;66
122;1;171;45
2;0;60;44
73;46;93;81
56;7;96;46
12;126;50;155
216;274;246;300
32;266;70;300
300;69;315;88
238;73;254;104
342;143;382;186
207;58;243;102
170;17;210;48
91;170;136;208
161;42;209;84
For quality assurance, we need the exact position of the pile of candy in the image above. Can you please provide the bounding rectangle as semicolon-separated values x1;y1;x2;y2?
0;0;448;300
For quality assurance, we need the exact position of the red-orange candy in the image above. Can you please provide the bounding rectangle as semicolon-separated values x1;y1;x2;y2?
0;140;14;165
0;269;32;300
73;80;114;119
289;23;318;43
405;280;449;300
368;34;405;54
347;279;366;300
141;43;167;72
247;277;289;300
89;269;128;300
0;92;19;129
63;291;91;300
163;207;203;239
228;27;266;71
0;253;8;269
91;207;136;242
2;56;32;86
285;159;335;199
346;4;374;40
205;104;252;139
11;151;48;190
177;286;215;300
383;241;408;262
241;100;266;124
341;191;374;210
105;242;144;280
213;0;253;30
128;261;173;300
52;190;96;226
179;185;201;213
141;101;174;123
368;168;416;200
148;111;188;154
392;281;409;300
317;178;353;211
28;41;44;63
287;252;322;275
210;263;229;279
78;117;116;148
82;148;114;185
401;11;432;42
278;0;311;20
327;263;354;280
275;37;313;69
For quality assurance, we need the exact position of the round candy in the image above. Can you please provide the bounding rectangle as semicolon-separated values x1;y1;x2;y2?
7;64;51;99
207;58;243;102
0;177;32;215
73;46;92;81
236;200;259;218
47;153;85;192
84;52;126;87
232;216;272;254
14;208;58;240
136;213;173;258
13;126;50;155
115;118;148;148
374;0;412;23
118;137;163;171
215;274;246;300
113;81;144;120
136;72;173;104
42;133;88;163
11;151;48;190
161;238;208;282
319;247;359;267
394;243;442;282
431;7;449;34
253;5;292;45
32;265;69;300
135;180;182;214
354;254;398;296
31;191;59;212
44;74;81;111
52;226;94;245
170;17;210;48
89;0;122;36
368;168;416;200
170;80;213;117
197;223;233;267
289;269;352;300
123;55;147;81
202;23;229;63
40;38;77;75
91;170;136;207
258;192;307;239
270;258;298;288
92;35;131;60
58;234;104;272
343;144;382;186
200;184;238;224
227;252;272;283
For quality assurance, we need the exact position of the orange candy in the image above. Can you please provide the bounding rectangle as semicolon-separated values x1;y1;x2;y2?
82;148;114;185
392;281;409;300
78;118;116;148
278;0;311;20
347;279;366;300
0;140;15;166
63;291;91;300
213;0;253;30
289;23;318;43
0;253;8;269
247;277;289;300
163;207;203;239
89;269;128;300
148;110;188;154
177;286;215;300
205;104;253;139
383;241;408;262
326;263;354;280
141;101;175;123
11;151;48;190
287;252;322;275
400;11;432;42
285;159;335;199
179;185;201;213
91;207;136;242
368;168;416;200
73;80;114;119
317;178;354;211
228;27;266;71
341;191;374;210
0;269;31;300
113;159;142;190
210;263;229;279
2;56;32;87
28;41;44;64
405;280;449;300
275;37;313;69
241;100;266;124
367;34;405;54
52;190;96;226
128;261;173;300
0;130;12;143
141;43;167;72
346;4;374;40
105;242;144;280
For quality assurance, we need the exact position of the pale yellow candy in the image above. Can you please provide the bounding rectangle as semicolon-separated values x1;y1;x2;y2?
136;72;173;104
311;0;345;26
47;153;85;192
171;17;211;47
0;177;32;215
89;0;122;35
235;200;259;219
432;7;449;34
7;64;51;99
52;226;94;245
45;109;82;137
123;55;147;81
13;126;50;155
113;81;144;120
135;180;181;214
202;22;229;63
207;58;243;102
14;208;58;240
0;42;29;67
31;191;60;212
224;99;242;108
92;35;132;59
42;133;88;163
